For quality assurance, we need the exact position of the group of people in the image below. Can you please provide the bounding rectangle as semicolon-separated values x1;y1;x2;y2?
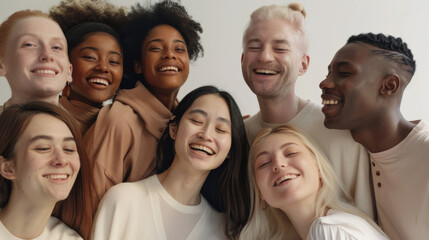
0;0;427;240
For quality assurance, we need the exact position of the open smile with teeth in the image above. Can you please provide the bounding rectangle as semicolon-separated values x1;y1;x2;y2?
33;69;57;75
44;174;69;180
254;69;278;75
274;174;299;186
190;144;214;155
158;66;180;72
322;99;339;105
88;78;109;86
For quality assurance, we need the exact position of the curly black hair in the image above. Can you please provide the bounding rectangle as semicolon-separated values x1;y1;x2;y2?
120;0;203;89
49;0;127;33
347;33;416;76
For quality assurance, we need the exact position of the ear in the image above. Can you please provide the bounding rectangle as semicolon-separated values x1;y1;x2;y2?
298;54;310;76
0;61;7;76
66;63;73;84
241;53;244;63
134;60;142;74
0;156;16;180
169;122;177;140
379;74;399;96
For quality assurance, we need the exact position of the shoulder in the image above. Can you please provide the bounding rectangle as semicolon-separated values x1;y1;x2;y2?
308;210;386;240
46;217;83;240
101;180;149;205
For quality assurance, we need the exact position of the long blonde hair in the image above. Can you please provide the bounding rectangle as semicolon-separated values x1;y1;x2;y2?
240;124;385;239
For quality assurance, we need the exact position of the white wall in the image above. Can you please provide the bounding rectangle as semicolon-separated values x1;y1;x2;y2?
1;0;428;120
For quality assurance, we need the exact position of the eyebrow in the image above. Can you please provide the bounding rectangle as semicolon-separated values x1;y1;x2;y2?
247;38;291;45
255;142;298;159
188;109;231;125
29;135;75;143
18;34;65;42
146;38;186;46
328;61;352;71
79;46;122;56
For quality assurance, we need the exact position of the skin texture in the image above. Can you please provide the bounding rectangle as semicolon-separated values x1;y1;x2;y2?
135;24;190;110
319;43;386;131
0;17;72;104
68;32;123;107
158;94;232;206
169;94;232;173
241;19;308;100
253;133;319;211
0;113;80;205
319;42;416;153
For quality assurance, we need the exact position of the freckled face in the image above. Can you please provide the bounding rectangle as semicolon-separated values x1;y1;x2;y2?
0;17;72;101
4;114;80;204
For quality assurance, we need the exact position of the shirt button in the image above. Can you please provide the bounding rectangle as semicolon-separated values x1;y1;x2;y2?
372;162;376;167
376;171;380;176
377;182;382;188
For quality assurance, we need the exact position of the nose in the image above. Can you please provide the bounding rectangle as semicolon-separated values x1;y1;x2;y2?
39;46;54;62
162;48;176;60
272;155;286;172
197;126;214;141
51;148;68;167
94;62;109;73
257;47;274;63
319;74;334;90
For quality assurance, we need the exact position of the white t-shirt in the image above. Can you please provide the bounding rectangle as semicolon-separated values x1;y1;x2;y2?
370;120;429;240
92;175;226;240
308;209;387;240
0;216;82;240
245;101;374;218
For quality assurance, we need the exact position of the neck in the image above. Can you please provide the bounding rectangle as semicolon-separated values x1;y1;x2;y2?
280;199;319;240
0;193;55;239
350;111;415;153
68;91;103;108
149;88;179;111
257;92;304;124
157;157;209;205
10;94;59;106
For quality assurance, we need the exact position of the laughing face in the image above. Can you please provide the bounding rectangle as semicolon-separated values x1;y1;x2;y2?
319;42;385;130
170;94;232;173
137;24;189;95
68;32;123;106
1;113;80;204
0;16;72;102
241;19;308;98
253;133;320;210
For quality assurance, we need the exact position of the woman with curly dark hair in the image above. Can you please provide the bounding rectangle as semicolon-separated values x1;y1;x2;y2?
49;0;127;134
84;0;204;215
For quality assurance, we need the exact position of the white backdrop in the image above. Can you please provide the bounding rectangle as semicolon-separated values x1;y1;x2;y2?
1;0;428;120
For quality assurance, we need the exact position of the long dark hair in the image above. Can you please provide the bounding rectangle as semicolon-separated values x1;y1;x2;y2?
0;102;93;239
156;86;250;239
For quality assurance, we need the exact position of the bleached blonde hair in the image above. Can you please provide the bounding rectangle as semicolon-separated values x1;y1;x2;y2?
242;3;309;55
239;124;386;239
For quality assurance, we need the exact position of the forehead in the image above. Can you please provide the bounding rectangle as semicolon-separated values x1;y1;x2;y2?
79;32;121;50
187;94;230;117
331;42;379;67
20;114;71;139
9;16;64;41
257;133;302;151
145;24;185;43
245;19;297;44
